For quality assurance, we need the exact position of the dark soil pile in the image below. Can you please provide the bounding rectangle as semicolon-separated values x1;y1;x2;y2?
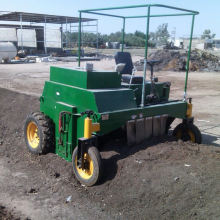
134;49;220;72
1;88;220;219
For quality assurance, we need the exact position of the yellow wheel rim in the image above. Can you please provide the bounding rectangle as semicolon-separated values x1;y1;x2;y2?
176;129;196;143
176;130;182;139
187;129;196;143
27;122;39;149
75;153;94;179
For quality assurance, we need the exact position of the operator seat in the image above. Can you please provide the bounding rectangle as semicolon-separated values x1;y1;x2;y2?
114;51;143;84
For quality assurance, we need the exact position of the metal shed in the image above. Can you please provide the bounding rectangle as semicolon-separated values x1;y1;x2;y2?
0;11;97;54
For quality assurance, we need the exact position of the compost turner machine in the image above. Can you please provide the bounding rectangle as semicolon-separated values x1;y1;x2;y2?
24;4;201;186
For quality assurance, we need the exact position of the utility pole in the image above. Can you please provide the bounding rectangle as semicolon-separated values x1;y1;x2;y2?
171;27;176;46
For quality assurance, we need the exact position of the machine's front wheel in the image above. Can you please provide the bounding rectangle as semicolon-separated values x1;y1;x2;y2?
72;146;103;186
173;123;202;144
24;112;54;154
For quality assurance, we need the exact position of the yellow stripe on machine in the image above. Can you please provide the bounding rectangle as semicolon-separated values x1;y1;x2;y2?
186;103;193;118
84;117;100;139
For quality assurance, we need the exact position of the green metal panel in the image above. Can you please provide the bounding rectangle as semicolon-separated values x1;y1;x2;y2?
41;81;138;114
50;66;87;89
97;101;187;134
92;88;137;112
40;81;98;114
87;70;121;89
40;94;85;161
50;66;121;89
55;102;77;161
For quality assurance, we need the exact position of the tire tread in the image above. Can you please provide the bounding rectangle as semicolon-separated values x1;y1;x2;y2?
24;112;54;154
72;146;103;186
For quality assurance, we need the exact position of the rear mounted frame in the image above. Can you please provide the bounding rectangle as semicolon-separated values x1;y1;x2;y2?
78;4;199;107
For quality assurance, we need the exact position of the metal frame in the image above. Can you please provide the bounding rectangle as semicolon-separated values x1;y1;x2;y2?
78;4;199;107
0;11;97;54
70;20;99;53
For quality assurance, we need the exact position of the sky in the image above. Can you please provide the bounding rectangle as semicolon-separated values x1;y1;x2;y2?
0;0;219;39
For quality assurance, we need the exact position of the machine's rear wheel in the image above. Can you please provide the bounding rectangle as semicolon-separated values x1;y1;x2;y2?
173;123;202;144
72;146;103;186
24;112;54;154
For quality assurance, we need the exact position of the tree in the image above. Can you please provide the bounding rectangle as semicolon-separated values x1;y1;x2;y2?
201;30;216;39
149;32;156;40
134;30;146;39
155;23;170;44
65;30;156;48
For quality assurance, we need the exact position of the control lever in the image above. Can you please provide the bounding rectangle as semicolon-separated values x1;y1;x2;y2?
129;68;137;88
133;88;138;100
188;97;192;104
145;60;162;103
81;110;94;118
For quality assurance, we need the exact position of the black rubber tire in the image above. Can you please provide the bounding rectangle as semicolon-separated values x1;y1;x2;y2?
173;123;202;144
72;146;103;186
24;112;54;154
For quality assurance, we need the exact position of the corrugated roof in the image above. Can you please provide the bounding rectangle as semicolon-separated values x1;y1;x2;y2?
0;11;96;24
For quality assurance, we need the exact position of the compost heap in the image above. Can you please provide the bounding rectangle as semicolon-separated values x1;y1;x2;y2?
134;49;220;72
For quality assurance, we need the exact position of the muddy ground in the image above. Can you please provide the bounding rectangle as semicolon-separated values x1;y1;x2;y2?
0;58;220;219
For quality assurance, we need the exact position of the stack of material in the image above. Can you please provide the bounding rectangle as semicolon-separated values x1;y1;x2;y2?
135;49;220;72
163;49;220;72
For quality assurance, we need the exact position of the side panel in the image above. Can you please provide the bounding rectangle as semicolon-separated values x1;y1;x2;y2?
87;71;121;89
40;81;98;115
50;66;87;89
40;82;96;161
50;66;121;89
55;102;77;162
93;89;137;112
97;102;188;134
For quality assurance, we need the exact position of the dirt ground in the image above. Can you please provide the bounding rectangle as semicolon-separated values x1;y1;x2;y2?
0;57;220;219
